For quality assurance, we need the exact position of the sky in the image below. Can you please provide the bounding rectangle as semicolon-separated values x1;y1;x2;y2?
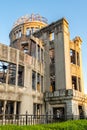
0;0;87;93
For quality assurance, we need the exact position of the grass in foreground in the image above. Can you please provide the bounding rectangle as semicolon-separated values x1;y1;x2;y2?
0;120;87;130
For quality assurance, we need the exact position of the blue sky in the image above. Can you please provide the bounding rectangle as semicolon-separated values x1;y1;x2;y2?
0;0;87;93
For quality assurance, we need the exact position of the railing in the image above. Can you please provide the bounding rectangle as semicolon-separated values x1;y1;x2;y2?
0;113;86;125
45;89;85;99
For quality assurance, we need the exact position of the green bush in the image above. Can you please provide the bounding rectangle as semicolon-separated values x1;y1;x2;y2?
0;120;87;130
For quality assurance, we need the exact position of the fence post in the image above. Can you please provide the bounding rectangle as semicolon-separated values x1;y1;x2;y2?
26;111;28;125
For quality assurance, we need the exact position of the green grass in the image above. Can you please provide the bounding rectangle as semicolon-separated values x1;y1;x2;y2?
0;120;87;130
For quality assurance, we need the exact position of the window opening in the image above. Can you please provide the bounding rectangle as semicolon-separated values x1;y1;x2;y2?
18;65;24;87
30;40;36;58
26;28;31;36
72;76;77;90
16;31;18;39
78;78;81;92
49;49;55;92
49;32;54;41
38;45;40;62
33;103;41;118
41;76;43;92
77;52;80;66
32;71;36;90
70;49;76;64
41;49;43;63
37;73;40;92
0;101;4;114
0;61;8;83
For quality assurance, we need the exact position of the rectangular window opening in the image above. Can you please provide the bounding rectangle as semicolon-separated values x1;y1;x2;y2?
70;49;76;64
72;76;77;90
41;76;43;92
33;103;42;118
37;73;40;92
32;70;36;90
0;61;8;83
30;40;36;58
78;77;81;92
18;65;24;87
38;45;40;62
77;52;80;66
49;32;54;41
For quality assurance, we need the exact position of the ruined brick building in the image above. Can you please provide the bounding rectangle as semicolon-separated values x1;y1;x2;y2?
0;14;87;119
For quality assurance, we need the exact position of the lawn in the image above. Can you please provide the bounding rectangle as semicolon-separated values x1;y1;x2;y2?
0;120;87;130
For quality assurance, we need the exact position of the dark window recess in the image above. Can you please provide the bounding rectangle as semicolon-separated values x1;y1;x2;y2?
5;101;14;115
37;73;40;92
53;107;65;119
70;49;76;64
30;40;36;58
77;52;80;66
51;80;55;91
38;45;40;61
41;49;43;63
72;76;77;90
33;103;36;115
32;71;36;90
16;102;20;115
78;78;81;92
49;49;55;92
0;101;4;114
18;65;24;87
78;106;84;119
41;76;43;92
21;43;29;54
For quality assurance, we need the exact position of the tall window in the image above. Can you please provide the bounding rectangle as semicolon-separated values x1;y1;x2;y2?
38;45;40;62
49;32;54;41
72;76;77;90
41;76;43;92
70;49;76;64
41;49;43;63
33;103;41;118
16;102;20;115
78;78;81;92
31;27;34;34
49;49;55;92
32;71;36;90
5;101;14;115
37;73;40;92
19;30;22;38
16;31;18;39
26;28;31;36
18;65;24;87
0;101;4;114
30;40;36;58
77;52;80;66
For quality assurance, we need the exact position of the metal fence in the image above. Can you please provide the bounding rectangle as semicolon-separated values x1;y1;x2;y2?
0;113;86;125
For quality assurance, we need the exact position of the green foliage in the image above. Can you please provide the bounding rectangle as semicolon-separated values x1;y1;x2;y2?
0;120;87;130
